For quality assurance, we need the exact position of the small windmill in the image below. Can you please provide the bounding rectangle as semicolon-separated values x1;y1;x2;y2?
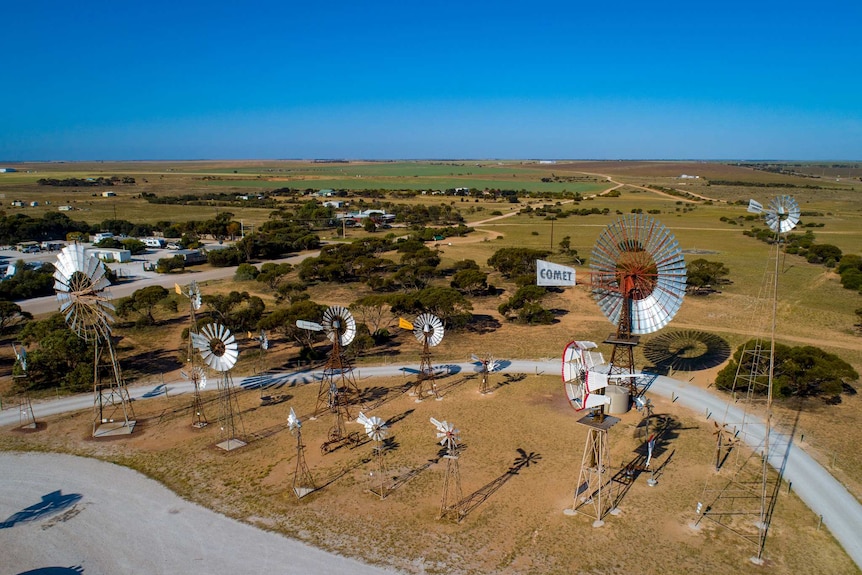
192;322;245;451
288;407;316;498
471;354;500;394
54;244;135;436
177;281;207;428
431;417;462;520
358;411;390;499
249;329;269;375
11;344;36;429
399;313;445;401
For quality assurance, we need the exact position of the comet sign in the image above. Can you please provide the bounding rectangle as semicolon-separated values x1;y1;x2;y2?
536;260;576;286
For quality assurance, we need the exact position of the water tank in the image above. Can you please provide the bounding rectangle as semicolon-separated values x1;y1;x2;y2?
605;384;631;414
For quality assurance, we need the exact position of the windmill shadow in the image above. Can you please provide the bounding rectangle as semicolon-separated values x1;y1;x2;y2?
455;448;541;521
643;330;732;373
389;443;465;494
0;490;83;529
385;409;414;427
314;454;373;492
496;373;525;388
16;567;85;575
612;415;682;507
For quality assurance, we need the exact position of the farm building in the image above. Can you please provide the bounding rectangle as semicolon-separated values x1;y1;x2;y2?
87;247;131;263
101;191;117;197
58;205;74;211
0;168;17;173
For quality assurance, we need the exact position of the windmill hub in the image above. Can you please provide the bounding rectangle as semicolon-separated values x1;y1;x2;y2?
209;338;227;357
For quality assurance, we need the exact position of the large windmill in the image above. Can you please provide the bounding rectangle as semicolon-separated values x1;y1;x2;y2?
590;214;687;381
358;411;390;499
297;305;364;453
11;344;36;429
400;313;445;401
297;305;362;416
54;244;135;436
192;322;245;451
288;407;316;498
696;195;800;563
431;417;463;520
178;281;208;428
565;215;685;526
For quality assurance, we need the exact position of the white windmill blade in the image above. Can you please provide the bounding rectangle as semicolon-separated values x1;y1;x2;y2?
430;417;444;430
646;434;656;468
356;411;372;428
287;407;301;430
190;331;209;351
296;319;324;332
747;199;764;214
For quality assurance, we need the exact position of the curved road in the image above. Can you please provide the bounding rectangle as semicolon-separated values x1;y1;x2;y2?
2;360;861;570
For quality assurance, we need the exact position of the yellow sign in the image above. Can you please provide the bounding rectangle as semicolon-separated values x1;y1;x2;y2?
398;317;413;330
174;283;182;295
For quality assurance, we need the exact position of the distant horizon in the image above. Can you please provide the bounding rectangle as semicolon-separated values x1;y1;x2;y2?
3;157;861;165
2;1;859;161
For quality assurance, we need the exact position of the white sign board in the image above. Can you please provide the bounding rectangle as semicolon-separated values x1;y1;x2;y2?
536;260;576;286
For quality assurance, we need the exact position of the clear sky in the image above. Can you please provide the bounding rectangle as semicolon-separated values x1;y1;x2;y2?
2;0;860;161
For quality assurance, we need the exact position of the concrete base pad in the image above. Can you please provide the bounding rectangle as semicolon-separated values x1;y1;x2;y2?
217;438;247;451
94;420;136;437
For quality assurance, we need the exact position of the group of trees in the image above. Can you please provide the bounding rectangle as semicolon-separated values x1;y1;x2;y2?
715;340;858;401
37;176;134;187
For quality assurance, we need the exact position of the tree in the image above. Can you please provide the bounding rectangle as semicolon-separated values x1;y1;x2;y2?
350;294;392;336
498;285;553;324
715;340;858;400
117;285;174;326
451;268;489;295
234;263;259;281
806;243;842;266
686;259;730;293
259;299;327;347
488;247;550;279
18;314;92;391
256;262;293;290
0;300;32;333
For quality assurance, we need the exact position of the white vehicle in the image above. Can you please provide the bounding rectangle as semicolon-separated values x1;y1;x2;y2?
142;238;166;248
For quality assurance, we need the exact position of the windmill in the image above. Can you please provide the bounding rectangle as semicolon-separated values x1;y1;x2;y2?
358;411;390;499
249;329;269;375
297;306;363;453
565;216;685;526
471;354;501;394
696;195;799;563
590;214;687;383
177;281;207;428
288;407;316;498
431;417;462;520
54;244;135;436
192;322;245;451
400;313;445;401
11;344;36;429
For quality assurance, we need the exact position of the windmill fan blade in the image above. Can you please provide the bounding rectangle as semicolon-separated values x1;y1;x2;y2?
747;199;764;214
357;411;371;428
430;417;443;430
296;319;324;332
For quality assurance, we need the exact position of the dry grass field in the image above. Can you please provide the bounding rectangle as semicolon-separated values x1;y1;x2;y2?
1;160;861;574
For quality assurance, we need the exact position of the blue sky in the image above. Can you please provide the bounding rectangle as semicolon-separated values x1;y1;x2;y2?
2;0;860;161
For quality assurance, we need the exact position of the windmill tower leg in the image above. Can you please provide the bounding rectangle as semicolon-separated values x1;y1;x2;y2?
92;339;136;437
564;415;619;527
371;440;389;499
216;373;246;451
18;392;36;429
292;430;316;498
439;453;463;520
417;342;439;401
191;378;208;429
